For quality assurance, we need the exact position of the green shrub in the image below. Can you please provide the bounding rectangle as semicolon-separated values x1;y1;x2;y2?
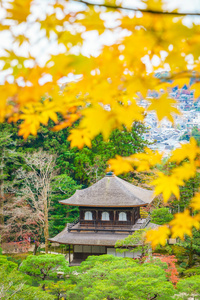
183;267;200;277
151;208;173;225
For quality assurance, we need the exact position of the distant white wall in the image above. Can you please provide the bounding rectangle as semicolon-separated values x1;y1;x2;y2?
74;245;106;253
73;245;141;258
107;248;141;258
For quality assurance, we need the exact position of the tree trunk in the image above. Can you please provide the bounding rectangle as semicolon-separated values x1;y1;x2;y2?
57;293;61;300
188;251;193;267
188;239;194;267
33;243;39;255
0;153;4;227
44;195;49;254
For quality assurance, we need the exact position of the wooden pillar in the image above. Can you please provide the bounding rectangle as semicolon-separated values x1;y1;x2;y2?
133;208;135;224
96;210;98;227
69;244;71;264
130;209;132;224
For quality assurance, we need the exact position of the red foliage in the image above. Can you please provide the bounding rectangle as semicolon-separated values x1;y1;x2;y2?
153;254;179;286
2;236;30;253
142;204;152;213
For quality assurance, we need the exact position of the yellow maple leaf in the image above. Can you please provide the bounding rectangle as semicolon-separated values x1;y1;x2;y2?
6;0;32;23
79;100;144;142
131;148;163;171
145;225;170;249
107;148;163;174
170;209;200;239
151;172;184;202
107;155;133;175
18;116;41;139
13;34;29;47
78;7;105;35
68;128;92;149
190;193;200;211
80;105;115;140
191;82;200;100
153;81;172;93
38;100;59;125
17;102;53;138
172;162;196;181
52;114;80;132
173;77;190;89
0;100;13;123
0;82;17;122
170;138;200;163
39;13;68;39
147;94;181;123
195;158;200;168
143;0;164;11
115;100;145;128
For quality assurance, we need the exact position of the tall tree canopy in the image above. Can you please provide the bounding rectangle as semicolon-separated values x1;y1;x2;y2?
1;0;200;247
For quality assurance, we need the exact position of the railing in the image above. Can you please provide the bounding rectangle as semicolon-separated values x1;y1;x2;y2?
132;216;151;230
142;215;151;228
67;216;151;233
79;219;133;227
67;217;80;232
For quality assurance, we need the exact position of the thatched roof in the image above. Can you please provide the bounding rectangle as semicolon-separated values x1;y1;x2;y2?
49;227;130;246
60;174;154;207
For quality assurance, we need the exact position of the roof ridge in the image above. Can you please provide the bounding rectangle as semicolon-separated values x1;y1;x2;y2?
112;176;146;203
116;176;152;192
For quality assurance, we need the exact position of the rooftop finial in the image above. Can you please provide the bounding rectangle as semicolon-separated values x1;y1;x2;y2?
106;171;114;177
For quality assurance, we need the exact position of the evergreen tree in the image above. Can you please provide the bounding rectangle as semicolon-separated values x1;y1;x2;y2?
0;125;22;226
49;174;82;236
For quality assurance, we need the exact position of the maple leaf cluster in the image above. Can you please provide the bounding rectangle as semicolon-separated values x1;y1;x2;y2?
1;0;200;248
1;0;200;142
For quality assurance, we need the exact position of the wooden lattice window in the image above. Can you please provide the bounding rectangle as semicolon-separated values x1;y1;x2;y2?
84;211;93;220
118;212;127;221
101;211;110;221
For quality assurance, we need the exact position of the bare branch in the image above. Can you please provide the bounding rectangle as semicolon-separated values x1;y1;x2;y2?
3;150;58;253
72;0;200;16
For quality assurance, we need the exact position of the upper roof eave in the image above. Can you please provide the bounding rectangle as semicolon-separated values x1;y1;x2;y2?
59;202;148;208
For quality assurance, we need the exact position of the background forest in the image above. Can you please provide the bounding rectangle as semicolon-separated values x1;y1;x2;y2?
0;121;147;249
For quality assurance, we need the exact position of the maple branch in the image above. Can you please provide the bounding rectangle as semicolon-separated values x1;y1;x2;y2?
156;70;200;83
72;0;200;16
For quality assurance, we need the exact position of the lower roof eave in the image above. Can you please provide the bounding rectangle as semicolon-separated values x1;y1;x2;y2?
48;232;130;247
48;241;123;247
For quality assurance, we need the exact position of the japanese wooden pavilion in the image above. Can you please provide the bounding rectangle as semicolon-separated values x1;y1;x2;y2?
49;172;156;265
